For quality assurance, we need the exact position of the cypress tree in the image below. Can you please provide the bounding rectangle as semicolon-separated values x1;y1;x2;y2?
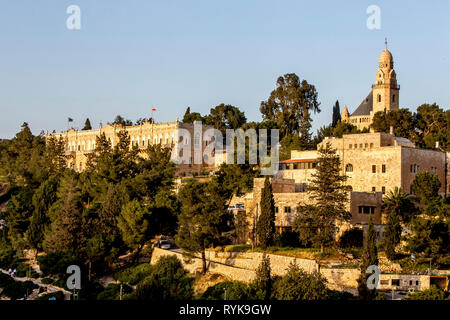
256;176;275;248
255;253;272;299
384;212;401;261
332;100;341;127
358;215;378;300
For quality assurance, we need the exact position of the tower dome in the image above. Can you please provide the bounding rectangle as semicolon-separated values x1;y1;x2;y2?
379;39;393;68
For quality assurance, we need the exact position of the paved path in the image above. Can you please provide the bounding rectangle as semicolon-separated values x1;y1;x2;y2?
0;268;72;300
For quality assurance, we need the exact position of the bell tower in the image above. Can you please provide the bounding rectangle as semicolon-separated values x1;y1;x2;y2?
372;39;400;114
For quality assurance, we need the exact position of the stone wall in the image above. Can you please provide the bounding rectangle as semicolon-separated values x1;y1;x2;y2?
151;248;318;282
151;248;360;289
151;248;440;293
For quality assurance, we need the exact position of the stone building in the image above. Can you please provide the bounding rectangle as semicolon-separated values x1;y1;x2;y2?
48;120;216;175
341;42;400;130
237;132;449;242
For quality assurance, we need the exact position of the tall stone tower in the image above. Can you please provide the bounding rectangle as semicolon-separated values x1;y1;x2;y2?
372;41;400;114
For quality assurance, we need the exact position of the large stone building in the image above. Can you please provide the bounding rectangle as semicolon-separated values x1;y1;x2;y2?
48;120;215;175
235;132;449;241
342;42;400;130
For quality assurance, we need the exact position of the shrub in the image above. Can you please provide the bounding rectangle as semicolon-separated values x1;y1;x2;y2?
272;262;328;300
0;273;38;300
97;283;133;300
115;263;153;285
37;252;81;277
202;281;250;300
135;256;193;300
404;285;450;300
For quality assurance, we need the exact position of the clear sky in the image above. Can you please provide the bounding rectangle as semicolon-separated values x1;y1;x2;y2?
0;0;449;138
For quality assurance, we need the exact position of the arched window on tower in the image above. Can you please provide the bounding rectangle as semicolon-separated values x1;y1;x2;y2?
378;94;381;103
392;94;395;102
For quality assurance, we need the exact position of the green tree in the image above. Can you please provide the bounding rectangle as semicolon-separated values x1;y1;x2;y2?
272;262;328;300
82;118;92;130
43;176;86;255
182;107;203;123
117;200;151;260
260;73;320;142
293;143;350;251
411;172;441;206
254;253;272;300
204;103;247;132
256;176;275;248
176;180;231;273
372;109;418;141
415;103;449;150
279;133;303;161
406;213;449;268
384;210;402;261
331;100;341;127
383;187;416;223
357;215;378;300
111;115;133;126
26;177;58;255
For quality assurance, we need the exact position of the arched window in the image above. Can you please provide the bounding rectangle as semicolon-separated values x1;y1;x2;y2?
378;94;381;103
392;94;395;102
345;164;353;172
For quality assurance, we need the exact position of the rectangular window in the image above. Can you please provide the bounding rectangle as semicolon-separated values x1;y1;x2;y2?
284;207;291;213
275;207;279;213
370;143;374;148
382;186;386;194
358;206;376;214
382;164;386;173
391;279;400;286
349;144;352;149
372;165;376;173
365;143;368;148
380;280;389;285
354;144;357;149
372;187;376;192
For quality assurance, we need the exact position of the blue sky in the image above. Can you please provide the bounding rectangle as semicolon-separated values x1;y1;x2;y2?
0;0;449;138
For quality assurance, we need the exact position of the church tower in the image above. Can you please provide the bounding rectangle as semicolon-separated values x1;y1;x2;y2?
372;40;400;114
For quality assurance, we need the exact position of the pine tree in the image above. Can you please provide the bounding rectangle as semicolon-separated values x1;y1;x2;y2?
256;176;275;248
83;118;92;130
293;143;351;251
176;180;231;273
26;177;58;256
43;179;86;255
384;211;401;261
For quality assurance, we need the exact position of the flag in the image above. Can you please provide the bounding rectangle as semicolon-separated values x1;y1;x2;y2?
68;117;73;122
152;108;156;112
